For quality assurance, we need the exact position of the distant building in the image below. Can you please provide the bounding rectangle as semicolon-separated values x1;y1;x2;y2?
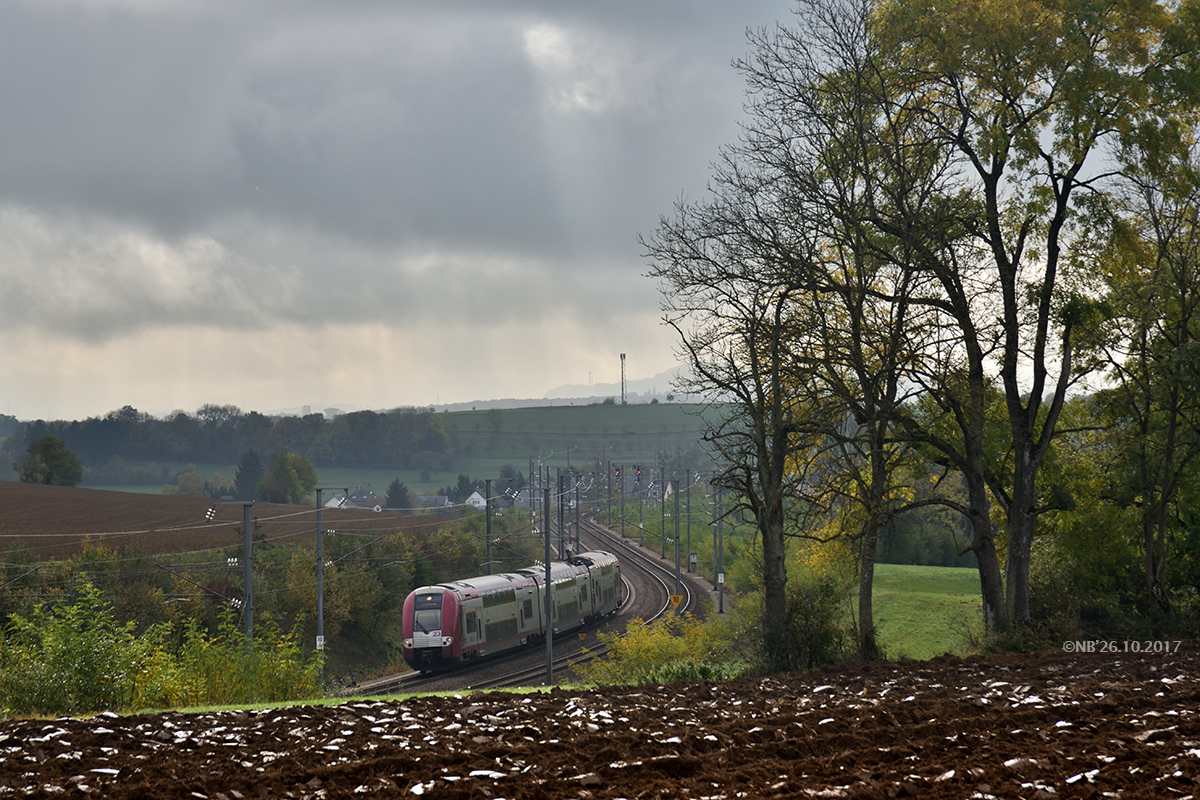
415;495;451;509
465;490;487;511
347;488;386;511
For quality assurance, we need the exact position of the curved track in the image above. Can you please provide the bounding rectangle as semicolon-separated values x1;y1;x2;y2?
354;515;715;693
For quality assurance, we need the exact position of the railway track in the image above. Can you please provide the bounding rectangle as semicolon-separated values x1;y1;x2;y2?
466;517;698;690
353;514;710;694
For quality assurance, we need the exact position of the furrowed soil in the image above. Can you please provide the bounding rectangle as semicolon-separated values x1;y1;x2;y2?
2;647;1198;799
0;482;438;562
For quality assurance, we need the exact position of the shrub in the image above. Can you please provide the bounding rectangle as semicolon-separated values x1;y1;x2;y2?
780;571;851;670
173;612;322;708
0;588;322;716
0;583;161;715
575;611;750;687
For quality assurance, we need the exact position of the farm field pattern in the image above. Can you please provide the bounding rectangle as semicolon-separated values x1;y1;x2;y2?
2;647;1198;798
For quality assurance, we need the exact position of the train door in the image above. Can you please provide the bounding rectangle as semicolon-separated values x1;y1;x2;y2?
580;578;591;619
462;609;479;649
519;595;534;635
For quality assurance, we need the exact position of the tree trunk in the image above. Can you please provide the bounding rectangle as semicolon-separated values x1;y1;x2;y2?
857;431;889;662
1145;502;1172;613
964;469;1007;634
1005;447;1038;625
858;520;880;661
761;507;789;671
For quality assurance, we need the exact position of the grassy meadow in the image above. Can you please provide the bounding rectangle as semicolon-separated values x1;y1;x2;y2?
866;563;983;659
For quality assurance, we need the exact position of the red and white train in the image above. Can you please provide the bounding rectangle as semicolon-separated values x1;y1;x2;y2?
401;550;621;672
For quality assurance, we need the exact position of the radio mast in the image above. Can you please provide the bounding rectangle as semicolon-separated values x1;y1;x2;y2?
620;353;627;405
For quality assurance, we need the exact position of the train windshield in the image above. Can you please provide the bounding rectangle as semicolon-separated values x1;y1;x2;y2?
413;593;443;633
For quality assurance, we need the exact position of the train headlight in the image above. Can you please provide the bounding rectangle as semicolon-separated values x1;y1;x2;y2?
441;636;454;647
402;639;413;649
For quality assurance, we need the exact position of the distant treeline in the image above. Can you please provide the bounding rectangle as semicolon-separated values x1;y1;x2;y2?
0;404;455;481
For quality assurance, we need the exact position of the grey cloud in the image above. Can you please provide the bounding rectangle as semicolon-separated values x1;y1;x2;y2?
0;0;792;417
0;204;657;343
0;2;777;256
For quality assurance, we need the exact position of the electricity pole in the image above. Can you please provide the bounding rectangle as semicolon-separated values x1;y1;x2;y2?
557;469;565;557
660;468;667;559
485;479;493;574
544;486;554;684
673;478;681;611
686;470;692;572
207;501;255;642
242;503;252;641
315;487;348;684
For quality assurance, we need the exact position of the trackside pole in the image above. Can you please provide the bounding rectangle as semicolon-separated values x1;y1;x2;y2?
717;489;725;614
674;479;681;612
544;486;553;684
243;503;253;641
485;479;492;575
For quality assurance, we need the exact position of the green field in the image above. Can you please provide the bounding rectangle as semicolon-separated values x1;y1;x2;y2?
867;563;983;660
446;403;710;464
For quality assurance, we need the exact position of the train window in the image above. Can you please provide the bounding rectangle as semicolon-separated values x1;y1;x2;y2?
413;608;441;633
523;599;533;620
581;583;588;601
483;587;517;608
465;612;477;636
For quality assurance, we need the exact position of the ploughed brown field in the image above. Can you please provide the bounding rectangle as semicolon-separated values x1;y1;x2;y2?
0;648;1196;798
0;481;441;561
1;482;1198;798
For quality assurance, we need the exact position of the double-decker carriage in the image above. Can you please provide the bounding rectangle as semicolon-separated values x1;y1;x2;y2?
402;550;621;672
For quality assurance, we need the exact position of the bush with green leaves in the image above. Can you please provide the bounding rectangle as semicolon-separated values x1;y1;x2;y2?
575;611;750;687
169;613;322;708
778;571;851;670
0;583;163;715
0;585;322;716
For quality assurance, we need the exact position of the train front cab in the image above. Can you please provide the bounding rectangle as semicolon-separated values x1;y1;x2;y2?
402;587;462;671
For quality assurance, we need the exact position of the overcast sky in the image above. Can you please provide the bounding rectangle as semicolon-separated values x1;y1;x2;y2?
0;0;792;422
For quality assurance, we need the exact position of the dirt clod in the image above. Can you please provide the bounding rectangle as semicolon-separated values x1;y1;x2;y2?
0;647;1196;798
